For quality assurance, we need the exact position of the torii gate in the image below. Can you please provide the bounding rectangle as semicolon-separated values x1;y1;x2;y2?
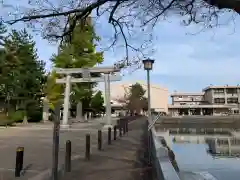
54;66;121;128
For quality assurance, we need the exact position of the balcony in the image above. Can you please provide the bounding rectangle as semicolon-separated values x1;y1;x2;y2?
213;88;225;94
226;93;238;98
173;97;204;102
214;98;225;104
227;98;238;104
226;88;238;94
213;93;225;98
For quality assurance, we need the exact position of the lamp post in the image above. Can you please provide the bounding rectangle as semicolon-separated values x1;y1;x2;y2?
142;58;155;123
142;58;154;166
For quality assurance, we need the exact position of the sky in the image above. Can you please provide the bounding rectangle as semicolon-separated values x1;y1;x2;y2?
1;2;240;95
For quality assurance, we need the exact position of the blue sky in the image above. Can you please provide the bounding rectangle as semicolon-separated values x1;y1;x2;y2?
2;3;240;94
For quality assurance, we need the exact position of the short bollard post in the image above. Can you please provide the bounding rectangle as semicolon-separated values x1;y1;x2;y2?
98;130;102;150
124;121;127;134
85;134;90;160
15;147;24;177
123;121;126;134
119;125;122;137
65;140;71;172
108;127;112;145
19;147;24;172
113;126;117;140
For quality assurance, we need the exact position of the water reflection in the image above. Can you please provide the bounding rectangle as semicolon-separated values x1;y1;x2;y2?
156;127;240;179
172;143;240;180
206;137;240;156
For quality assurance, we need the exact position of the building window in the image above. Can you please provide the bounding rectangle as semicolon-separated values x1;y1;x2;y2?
214;89;224;94
179;96;183;99
227;98;238;104
217;139;229;146
214;98;225;104
234;110;239;114
195;97;200;100
230;139;240;145
226;88;237;94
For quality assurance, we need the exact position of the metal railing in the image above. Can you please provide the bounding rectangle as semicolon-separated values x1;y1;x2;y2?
148;117;181;180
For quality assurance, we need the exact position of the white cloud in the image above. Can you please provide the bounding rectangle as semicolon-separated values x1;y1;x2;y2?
96;12;240;94
150;40;240;78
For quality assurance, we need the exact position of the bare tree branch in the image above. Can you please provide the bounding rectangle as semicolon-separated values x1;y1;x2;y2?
7;0;109;25
1;0;240;68
142;0;177;26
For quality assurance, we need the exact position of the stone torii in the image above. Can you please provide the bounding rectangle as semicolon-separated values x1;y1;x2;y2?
54;66;121;128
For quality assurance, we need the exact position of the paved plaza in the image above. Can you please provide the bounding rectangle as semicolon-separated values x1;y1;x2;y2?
0;120;108;180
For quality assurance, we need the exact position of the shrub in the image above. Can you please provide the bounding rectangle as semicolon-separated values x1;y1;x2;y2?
26;100;43;122
9;110;25;123
27;109;42;122
0;113;10;126
0;113;8;121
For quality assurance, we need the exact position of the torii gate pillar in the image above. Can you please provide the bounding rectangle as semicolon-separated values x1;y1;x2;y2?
62;75;71;128
104;73;111;126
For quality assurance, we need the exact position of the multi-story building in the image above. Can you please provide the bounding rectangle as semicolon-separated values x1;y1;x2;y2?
168;85;240;116
109;82;169;113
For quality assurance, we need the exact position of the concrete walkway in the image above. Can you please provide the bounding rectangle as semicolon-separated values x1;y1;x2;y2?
61;117;147;180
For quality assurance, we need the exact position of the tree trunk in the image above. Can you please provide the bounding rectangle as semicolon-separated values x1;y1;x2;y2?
23;115;28;124
22;101;28;124
43;98;49;122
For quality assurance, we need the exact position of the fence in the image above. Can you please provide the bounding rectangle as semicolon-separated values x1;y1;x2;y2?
148;120;181;180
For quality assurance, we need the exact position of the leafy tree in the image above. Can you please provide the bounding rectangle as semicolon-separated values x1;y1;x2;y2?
142;97;148;112
44;72;63;109
126;83;147;115
2;0;240;66
90;91;104;115
0;29;46;121
46;17;103;113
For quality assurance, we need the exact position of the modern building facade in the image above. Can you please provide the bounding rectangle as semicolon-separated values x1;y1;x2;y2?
169;85;240;116
109;82;169;113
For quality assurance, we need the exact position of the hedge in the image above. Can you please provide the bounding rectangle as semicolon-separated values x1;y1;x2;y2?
0;109;43;126
0;113;17;126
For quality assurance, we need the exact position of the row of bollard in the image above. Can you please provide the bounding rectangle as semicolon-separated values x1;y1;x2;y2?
14;119;129;177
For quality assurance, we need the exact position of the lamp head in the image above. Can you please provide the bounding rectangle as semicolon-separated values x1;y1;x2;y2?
142;58;155;70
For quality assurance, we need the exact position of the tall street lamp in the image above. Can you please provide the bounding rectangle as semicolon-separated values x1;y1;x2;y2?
142;58;154;166
142;58;155;123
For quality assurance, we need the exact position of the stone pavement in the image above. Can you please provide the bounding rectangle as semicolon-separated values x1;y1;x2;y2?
60;117;147;180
